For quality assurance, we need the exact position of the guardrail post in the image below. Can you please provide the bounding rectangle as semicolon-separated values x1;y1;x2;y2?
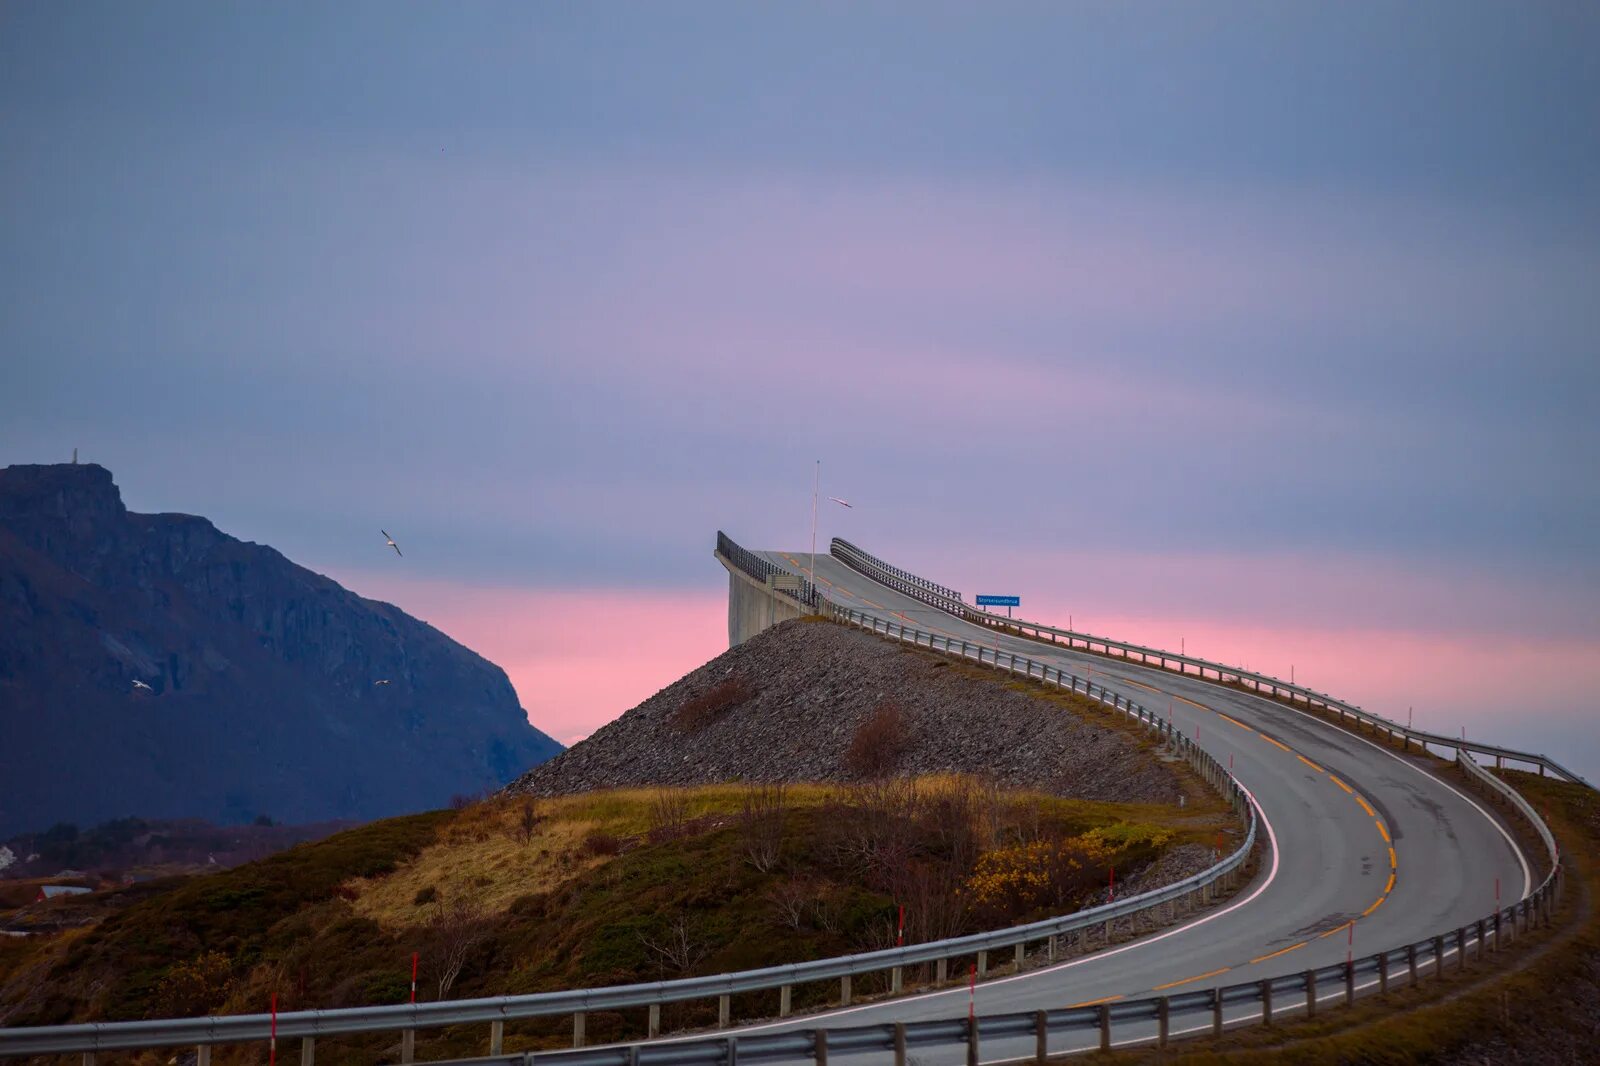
967;1016;980;1066
725;1035;739;1065
196;1048;210;1066
1034;1009;1049;1062
1476;919;1487;960
891;965;903;994
935;958;947;983
647;1004;660;1038
301;1037;316;1065
402;1029;416;1062
572;1013;585;1048
893;1022;908;1066
82;1055;95;1066
780;983;792;1017
1492;913;1501;953
718;994;730;1028
1014;941;1025;969
1098;1003;1112;1050
1407;944;1419;986
1304;970;1316;1017
1260;979;1273;1025
814;1029;828;1066
1212;987;1223;1036
1378;952;1389;996
1157;995;1170;1047
1433;935;1445;979
840;973;851;1005
1047;936;1056;963
977;949;988;978
490;1019;505;1054
1457;928;1468;972
1344;960;1355;1006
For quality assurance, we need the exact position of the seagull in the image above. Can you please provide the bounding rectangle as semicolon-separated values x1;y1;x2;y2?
373;679;391;686
828;496;853;508
382;530;403;557
131;679;152;692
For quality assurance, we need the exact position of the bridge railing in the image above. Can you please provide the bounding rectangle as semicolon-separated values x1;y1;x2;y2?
716;530;820;610
825;540;1589;787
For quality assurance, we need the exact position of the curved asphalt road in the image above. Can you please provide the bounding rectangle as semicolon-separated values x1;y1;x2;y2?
696;549;1533;1060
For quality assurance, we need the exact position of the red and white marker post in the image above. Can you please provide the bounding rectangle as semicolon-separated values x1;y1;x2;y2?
410;951;419;1004
269;992;277;1066
896;905;905;947
968;963;977;1022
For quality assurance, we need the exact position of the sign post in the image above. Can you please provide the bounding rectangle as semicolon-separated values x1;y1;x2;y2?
976;594;1020;618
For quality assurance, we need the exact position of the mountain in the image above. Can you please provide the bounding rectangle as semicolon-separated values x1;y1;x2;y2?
0;462;561;837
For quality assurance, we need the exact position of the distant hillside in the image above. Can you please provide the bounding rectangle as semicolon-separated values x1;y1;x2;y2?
506;618;1183;804
0;462;561;836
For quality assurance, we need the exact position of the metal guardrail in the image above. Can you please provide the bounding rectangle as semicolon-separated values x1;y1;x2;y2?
716;531;820;610
825;540;1590;787
0;546;1258;1062
828;537;966;614
442;868;1564;1064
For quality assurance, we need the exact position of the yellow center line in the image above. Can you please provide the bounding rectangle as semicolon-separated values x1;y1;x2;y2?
1258;732;1292;753
862;598;884;609
1388;846;1398;869
1175;695;1209;711
1217;711;1252;729
1328;774;1354;794
1152;967;1231;991
1068;994;1125;1008
1297;754;1326;773
1376;820;1391;843
1356;795;1376;818
1115;676;1162;694
1250;940;1309;965
1318;920;1354;939
1363;896;1387;917
1385;872;1396;894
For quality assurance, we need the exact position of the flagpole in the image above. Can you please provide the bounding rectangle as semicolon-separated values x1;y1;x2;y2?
808;460;819;602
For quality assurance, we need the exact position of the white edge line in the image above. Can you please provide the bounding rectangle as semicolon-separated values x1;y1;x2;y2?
624;786;1280;1047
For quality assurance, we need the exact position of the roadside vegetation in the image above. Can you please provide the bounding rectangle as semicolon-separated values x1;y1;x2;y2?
0;775;1236;1063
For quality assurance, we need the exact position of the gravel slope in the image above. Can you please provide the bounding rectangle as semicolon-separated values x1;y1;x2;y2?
505;619;1182;803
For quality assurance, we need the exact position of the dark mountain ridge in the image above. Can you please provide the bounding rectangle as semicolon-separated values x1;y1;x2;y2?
0;462;561;836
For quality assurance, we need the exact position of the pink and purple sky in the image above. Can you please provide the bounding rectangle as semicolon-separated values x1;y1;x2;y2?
3;4;1596;773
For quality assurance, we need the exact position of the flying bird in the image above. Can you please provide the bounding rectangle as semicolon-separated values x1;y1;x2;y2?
382;530;403;557
373;679;391;686
131;679;152;692
828;496;853;508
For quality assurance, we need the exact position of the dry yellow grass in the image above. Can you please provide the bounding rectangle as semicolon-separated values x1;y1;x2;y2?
345;777;1224;929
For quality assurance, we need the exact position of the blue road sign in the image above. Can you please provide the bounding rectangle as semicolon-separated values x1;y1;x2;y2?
976;595;1020;607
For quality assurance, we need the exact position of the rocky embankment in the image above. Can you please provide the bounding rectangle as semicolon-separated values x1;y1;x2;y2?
506;618;1182;804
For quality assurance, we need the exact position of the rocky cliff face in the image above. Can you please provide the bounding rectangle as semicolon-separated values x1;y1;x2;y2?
0;463;561;836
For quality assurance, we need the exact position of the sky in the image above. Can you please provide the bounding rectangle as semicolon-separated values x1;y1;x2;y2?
2;4;1597;773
